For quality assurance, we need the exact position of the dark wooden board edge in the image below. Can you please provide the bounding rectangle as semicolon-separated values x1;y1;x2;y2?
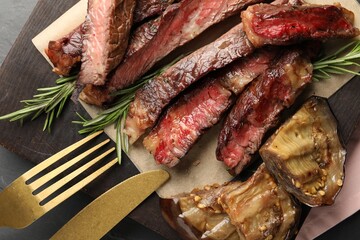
1;0;360;240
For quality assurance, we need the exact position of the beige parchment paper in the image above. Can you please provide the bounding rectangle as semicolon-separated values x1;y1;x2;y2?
32;0;360;198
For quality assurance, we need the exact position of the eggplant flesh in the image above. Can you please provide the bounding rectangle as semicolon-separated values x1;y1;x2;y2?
260;96;346;207
160;164;300;240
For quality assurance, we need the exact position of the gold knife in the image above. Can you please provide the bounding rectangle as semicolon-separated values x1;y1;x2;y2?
50;169;169;240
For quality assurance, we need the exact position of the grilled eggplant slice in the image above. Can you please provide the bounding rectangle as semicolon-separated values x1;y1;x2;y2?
260;96;346;207
161;183;241;240
219;164;300;240
160;164;300;240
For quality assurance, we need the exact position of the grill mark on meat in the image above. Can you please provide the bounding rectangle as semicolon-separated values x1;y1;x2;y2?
83;0;267;106
45;24;84;76
143;48;279;167
78;0;136;86
242;3;360;47
125;17;161;58
216;47;313;175
46;0;172;77
134;0;175;23
124;23;254;143
79;17;161;105
218;47;279;95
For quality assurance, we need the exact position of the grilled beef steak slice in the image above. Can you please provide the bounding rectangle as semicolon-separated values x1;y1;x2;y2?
143;79;232;167
124;23;254;143
46;0;172;77
124;17;161;58
78;0;136;86
242;3;360;47
143;48;279;167
217;47;313;175
80;17;162;105
82;0;267;106
134;0;175;23
45;24;84;76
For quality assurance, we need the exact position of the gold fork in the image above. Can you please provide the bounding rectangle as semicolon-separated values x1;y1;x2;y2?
0;131;117;229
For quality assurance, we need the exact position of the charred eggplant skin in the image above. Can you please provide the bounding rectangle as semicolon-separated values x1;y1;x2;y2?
260;96;346;207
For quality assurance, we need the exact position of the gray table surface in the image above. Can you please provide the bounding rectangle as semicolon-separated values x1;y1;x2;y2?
1;1;360;240
0;1;164;239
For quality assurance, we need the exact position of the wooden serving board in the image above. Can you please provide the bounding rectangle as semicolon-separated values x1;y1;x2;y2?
0;0;360;239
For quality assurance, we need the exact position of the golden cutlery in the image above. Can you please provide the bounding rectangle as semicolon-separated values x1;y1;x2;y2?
0;131;117;228
50;169;169;240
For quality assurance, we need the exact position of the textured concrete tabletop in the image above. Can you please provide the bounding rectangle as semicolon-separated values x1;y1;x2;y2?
0;1;164;239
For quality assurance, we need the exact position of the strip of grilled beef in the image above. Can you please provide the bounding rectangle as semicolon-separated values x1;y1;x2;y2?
134;0;175;23
45;0;173;77
143;48;279;167
124;17;161;59
143;79;232;167
78;0;136;86
242;3;360;47
46;16;160;79
81;0;267;106
45;24;84;76
216;47;313;175
124;23;254;143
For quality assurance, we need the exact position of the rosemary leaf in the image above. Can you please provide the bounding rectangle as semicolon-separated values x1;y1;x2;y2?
313;40;360;80
0;75;76;131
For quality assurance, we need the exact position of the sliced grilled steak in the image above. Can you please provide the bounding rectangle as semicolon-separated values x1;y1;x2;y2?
125;17;161;58
143;48;278;167
79;17;161;105
124;23;254;143
46;0;171;77
45;24;84;76
143;79;232;167
82;0;267;106
78;0;136;86
216;47;313;175
242;3;360;47
134;0;175;23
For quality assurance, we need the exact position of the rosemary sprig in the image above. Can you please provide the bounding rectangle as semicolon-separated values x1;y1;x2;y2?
313;40;360;81
0;75;76;131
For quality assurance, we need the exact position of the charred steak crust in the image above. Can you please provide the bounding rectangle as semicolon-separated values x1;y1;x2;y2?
46;0;172;77
45;24;84;76
133;0;175;23
78;0;136;86
216;47;313;175
125;17;161;58
242;3;360;47
79;17;161;106
124;23;255;143
143;48;279;167
82;0;267;106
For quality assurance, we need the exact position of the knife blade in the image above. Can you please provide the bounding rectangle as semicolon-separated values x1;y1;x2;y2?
50;169;169;240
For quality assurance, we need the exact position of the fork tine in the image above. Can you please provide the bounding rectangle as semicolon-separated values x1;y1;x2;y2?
43;158;118;211
29;138;110;191
23;131;103;180
36;147;116;201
